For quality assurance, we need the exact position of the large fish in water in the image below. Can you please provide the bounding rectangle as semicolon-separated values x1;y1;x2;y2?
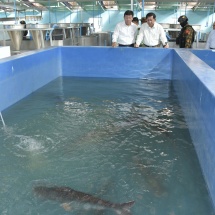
33;185;135;214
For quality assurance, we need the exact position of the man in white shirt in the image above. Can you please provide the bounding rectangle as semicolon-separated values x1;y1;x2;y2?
135;12;169;48
205;22;215;49
112;10;138;47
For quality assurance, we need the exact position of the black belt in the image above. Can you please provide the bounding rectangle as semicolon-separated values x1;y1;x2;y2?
144;44;159;47
119;43;134;47
210;47;215;49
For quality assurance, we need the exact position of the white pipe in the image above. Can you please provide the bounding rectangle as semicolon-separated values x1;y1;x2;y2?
0;112;6;127
131;0;133;11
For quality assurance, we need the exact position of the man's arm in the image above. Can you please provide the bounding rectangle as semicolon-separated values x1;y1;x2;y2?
185;26;194;48
135;26;144;47
159;26;169;48
205;32;211;49
112;24;120;47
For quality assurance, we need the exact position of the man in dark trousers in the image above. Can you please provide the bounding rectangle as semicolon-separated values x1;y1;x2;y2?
176;15;195;48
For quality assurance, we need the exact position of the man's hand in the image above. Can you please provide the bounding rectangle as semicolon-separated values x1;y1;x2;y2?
163;42;169;48
134;44;139;48
112;42;117;47
163;43;169;48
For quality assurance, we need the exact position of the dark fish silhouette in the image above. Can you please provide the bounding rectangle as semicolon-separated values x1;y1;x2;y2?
33;185;135;214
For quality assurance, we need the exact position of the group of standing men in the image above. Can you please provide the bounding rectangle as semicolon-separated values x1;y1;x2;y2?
112;10;196;49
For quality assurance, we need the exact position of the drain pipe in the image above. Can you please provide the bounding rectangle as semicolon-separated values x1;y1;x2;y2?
0;112;6;127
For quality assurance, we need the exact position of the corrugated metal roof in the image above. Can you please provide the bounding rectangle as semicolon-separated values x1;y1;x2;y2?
0;0;214;13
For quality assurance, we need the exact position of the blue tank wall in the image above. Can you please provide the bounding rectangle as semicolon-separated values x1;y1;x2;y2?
0;47;61;111
61;47;173;79
191;50;215;70
0;47;215;210
172;49;215;209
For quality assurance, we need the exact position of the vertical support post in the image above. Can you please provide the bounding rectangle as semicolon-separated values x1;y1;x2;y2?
81;3;83;23
13;0;17;24
93;1;95;26
142;0;145;17
213;0;215;24
70;11;71;23
48;0;51;24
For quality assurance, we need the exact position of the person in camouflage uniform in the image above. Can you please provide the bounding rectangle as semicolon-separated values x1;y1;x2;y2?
176;15;195;48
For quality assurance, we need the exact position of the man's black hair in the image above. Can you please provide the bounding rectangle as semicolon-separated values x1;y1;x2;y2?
132;17;139;23
146;12;156;19
20;20;26;24
124;10;134;17
141;17;147;23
